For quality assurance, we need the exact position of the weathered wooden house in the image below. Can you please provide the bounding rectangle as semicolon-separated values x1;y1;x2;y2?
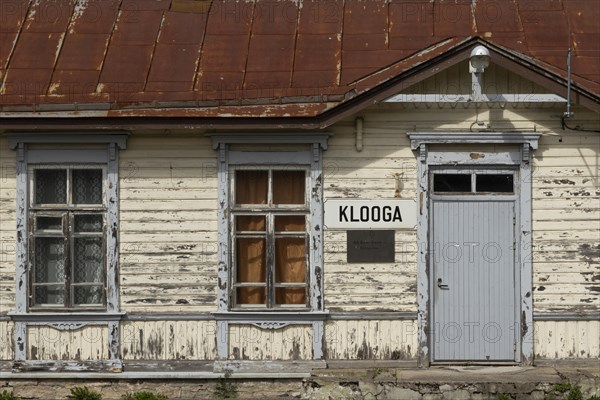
0;0;598;380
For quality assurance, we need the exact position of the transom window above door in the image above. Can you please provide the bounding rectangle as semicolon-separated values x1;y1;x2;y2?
231;168;309;309
432;171;514;194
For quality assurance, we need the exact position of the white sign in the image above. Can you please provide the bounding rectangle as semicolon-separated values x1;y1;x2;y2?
324;199;417;230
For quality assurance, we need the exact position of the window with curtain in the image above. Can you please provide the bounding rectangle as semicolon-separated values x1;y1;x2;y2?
29;166;106;309
232;168;309;308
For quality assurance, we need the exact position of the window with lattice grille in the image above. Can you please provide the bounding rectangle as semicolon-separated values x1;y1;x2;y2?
29;166;107;310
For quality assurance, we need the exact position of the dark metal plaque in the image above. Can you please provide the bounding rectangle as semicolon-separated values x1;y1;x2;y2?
347;230;395;263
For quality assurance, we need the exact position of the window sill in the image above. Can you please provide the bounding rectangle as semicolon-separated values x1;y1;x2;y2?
213;311;328;322
8;312;126;322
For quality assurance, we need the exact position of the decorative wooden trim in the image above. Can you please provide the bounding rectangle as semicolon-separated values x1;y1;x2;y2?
519;152;534;365
250;322;291;330
208;133;332;150
211;135;330;360
213;312;329;322
215;143;229;314
35;322;90;331
408;132;541;150
8;312;125;322
7;133;129;150
8;133;128;367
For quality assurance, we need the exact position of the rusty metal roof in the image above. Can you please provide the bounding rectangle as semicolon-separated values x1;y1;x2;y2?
0;0;598;123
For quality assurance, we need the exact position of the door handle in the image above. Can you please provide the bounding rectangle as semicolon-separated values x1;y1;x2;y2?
437;278;449;290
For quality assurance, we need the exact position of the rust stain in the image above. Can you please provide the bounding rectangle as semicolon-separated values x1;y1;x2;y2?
0;0;598;115
470;152;486;159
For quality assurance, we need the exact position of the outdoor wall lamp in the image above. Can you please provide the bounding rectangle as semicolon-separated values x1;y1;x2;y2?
469;45;490;102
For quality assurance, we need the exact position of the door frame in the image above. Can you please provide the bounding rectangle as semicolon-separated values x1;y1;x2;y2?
429;165;519;363
407;132;540;367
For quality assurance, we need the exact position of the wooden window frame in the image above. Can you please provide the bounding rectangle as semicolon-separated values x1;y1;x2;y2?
28;165;108;311
230;166;310;310
8;133;128;367
431;168;517;195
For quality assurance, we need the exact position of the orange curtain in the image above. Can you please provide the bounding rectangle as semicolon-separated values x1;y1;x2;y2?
236;170;267;204
236;238;266;304
273;170;305;204
275;238;306;305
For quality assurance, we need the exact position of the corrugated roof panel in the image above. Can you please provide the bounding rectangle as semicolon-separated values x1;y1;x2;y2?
197;33;249;73
0;0;30;33
522;10;570;58
22;0;74;33
205;0;253;35
69;0;120;35
341;50;406;85
99;44;154;87
389;1;434;38
121;0;171;11
158;11;207;44
9;32;63;69
432;0;474;37
246;34;295;72
48;69;100;95
564;0;600;34
474;0;522;33
344;0;388;34
252;1;298;35
146;43;201;91
298;0;343;34
54;33;109;70
110;10;163;46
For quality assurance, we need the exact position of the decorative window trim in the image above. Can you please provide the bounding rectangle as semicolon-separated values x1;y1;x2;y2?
407;131;540;368
209;133;331;360
7;132;128;369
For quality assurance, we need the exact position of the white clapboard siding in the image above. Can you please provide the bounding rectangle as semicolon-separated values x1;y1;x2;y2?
325;320;418;360
0;321;14;360
27;325;108;360
121;320;216;360
529;120;599;313
228;324;312;361
0;137;16;313
534;321;600;358
119;134;219;312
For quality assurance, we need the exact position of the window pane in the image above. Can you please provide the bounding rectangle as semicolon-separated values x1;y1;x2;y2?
34;237;65;283
275;238;306;283
34;285;65;305
36;216;62;231
74;237;104;283
236;238;266;283
73;169;103;204
476;174;514;193
273;170;305;204
235;170;267;204
433;174;471;192
275;215;305;232
236;287;266;305
73;286;104;305
75;214;103;233
35;169;67;204
275;287;306;305
236;216;266;232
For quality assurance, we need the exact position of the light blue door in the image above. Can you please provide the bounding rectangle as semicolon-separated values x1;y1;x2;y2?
431;198;517;361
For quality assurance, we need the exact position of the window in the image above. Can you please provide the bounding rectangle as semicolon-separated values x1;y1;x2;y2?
433;172;515;194
29;166;106;309
232;168;309;309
